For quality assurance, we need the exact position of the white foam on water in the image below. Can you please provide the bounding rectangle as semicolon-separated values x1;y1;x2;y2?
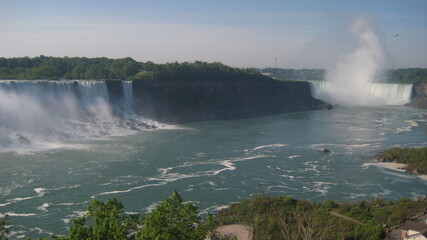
94;182;169;196
145;201;162;213
28;227;54;236
200;204;232;215
349;193;368;199
243;143;287;152
212;187;232;191
211;160;236;175
60;210;88;225
266;185;298;191
51;184;82;191
370;188;393;198
3;187;47;207
94;154;272;197
37;203;51;212
0;212;37;217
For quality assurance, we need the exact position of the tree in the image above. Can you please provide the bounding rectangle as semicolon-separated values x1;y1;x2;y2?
0;215;10;240
138;190;203;240
55;198;135;240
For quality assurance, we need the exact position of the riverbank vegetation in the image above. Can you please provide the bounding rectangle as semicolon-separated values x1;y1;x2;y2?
261;68;325;81
208;195;427;240
0;215;9;240
374;146;427;174
2;191;426;240
0;56;268;82
0;56;425;83
383;68;427;83
261;68;427;83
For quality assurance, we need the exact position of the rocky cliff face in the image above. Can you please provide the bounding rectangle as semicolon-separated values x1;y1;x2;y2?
412;82;427;98
407;82;427;109
132;80;332;123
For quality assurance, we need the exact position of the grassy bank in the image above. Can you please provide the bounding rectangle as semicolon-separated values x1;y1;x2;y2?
3;192;426;240
207;195;427;240
374;147;427;174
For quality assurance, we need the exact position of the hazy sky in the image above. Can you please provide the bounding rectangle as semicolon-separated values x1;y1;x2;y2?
0;0;426;68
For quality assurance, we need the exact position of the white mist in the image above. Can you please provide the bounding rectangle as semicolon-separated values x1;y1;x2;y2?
314;16;388;106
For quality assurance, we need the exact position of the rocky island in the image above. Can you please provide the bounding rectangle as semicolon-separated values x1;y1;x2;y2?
374;146;427;176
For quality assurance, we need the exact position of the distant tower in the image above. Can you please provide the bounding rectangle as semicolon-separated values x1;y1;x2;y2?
275;57;277;68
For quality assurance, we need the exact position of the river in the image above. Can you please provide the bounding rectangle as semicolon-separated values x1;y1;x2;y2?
0;103;426;238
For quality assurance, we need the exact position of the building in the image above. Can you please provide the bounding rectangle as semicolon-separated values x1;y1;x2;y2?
401;215;427;240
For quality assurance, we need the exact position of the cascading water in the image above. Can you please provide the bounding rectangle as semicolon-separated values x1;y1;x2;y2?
311;16;413;106
121;81;133;115
0;80;158;153
309;81;414;106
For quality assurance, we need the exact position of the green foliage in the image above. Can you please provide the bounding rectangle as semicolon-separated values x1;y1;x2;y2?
15;192;427;240
131;61;271;82
24;191;204;240
52;197;136;240
209;195;427;240
261;68;326;80
322;199;338;210
384;68;427;83
376;147;427;174
0;57;271;83
0;215;10;240
0;56;142;80
137;190;203;240
261;67;427;83
0;57;425;83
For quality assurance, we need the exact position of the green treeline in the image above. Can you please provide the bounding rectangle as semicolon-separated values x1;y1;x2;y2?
0;56;269;82
383;68;427;83
1;56;425;83
1;191;426;240
0;56;141;80
375;147;427;174
261;68;427;83
129;61;268;82
261;68;326;81
15;191;204;240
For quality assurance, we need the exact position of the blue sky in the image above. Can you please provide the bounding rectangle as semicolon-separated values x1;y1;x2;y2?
0;0;426;68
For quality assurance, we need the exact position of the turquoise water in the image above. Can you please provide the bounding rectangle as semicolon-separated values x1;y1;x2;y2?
0;106;426;238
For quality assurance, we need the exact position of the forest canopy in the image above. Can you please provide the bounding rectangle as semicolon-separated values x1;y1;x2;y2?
0;56;425;83
261;67;427;83
0;56;268;82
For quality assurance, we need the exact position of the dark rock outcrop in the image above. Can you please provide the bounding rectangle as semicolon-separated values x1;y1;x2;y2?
318;148;331;153
407;82;427;109
132;79;332;123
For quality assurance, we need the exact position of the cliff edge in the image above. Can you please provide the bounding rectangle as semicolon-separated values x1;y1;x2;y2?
407;82;427;109
132;79;332;123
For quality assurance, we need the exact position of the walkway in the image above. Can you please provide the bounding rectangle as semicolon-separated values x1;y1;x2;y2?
214;224;254;240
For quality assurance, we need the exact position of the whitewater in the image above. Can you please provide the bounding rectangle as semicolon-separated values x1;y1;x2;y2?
0;80;167;153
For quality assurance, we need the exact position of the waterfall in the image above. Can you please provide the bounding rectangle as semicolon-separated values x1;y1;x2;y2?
76;81;110;106
309;81;413;106
121;81;133;114
0;80;158;153
369;83;413;102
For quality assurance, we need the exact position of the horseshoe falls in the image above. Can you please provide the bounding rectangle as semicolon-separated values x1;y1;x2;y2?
309;81;414;106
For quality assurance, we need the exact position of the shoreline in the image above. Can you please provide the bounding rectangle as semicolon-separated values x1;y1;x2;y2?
364;161;427;181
